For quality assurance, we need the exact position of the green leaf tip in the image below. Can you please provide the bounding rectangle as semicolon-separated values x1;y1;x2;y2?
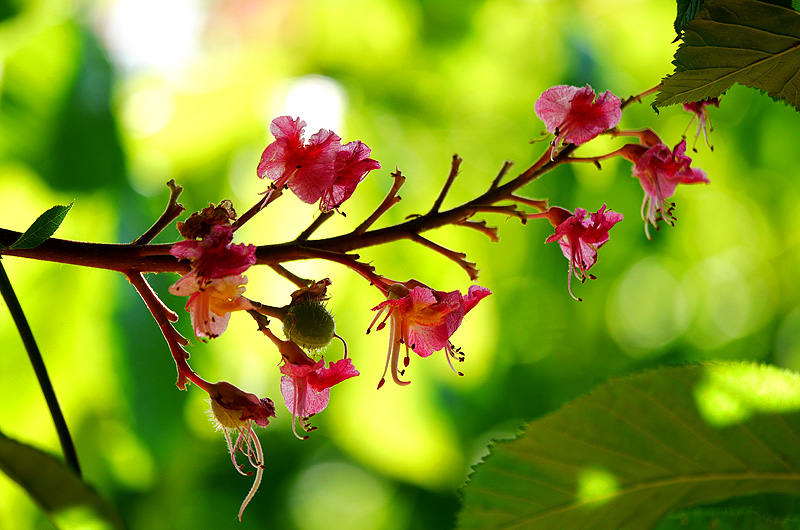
0;429;125;529
457;362;800;530
8;201;75;251
658;0;800;111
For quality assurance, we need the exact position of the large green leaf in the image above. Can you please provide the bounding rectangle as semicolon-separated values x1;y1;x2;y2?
0;429;125;529
656;0;800;110
457;363;800;530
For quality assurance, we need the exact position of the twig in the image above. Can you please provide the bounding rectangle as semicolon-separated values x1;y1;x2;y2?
132;180;185;246
245;299;288;321
353;170;405;236
458;220;499;242
429;155;462;215
296;211;334;242
620;84;660;110
0;260;82;477
233;186;285;231
489;161;514;191
270;264;312;289
509;195;548;211
410;234;479;280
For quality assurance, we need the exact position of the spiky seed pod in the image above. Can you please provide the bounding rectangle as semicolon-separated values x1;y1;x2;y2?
282;300;335;350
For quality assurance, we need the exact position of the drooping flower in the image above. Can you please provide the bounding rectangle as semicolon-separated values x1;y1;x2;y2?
319;140;381;212
257;116;341;204
620;138;709;239
531;205;623;301
534;84;622;157
169;274;254;339
261;327;358;439
683;98;719;151
204;381;275;522
368;282;491;388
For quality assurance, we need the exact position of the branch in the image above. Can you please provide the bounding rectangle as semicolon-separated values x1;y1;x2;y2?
428;155;462;215
489;160;514;191
410;234;479;280
353;170;405;236
269;263;312;289
131;180;185;246
458;220;499;242
295;211;334;242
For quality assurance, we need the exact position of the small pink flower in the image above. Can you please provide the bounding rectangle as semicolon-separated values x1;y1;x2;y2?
169;274;254;339
171;224;256;280
535;84;622;157
319;141;381;212
368;282;491;388
683;98;719;151
204;381;275;522
261;328;358;439
531;205;623;301
257;116;341;204
621;138;709;239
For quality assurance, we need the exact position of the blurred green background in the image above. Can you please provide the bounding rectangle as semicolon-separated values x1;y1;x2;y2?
1;0;799;528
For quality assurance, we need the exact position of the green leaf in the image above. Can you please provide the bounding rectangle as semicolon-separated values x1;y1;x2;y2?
6;201;74;250
656;0;800;110
457;363;800;530
0;429;125;529
656;494;800;529
674;0;705;37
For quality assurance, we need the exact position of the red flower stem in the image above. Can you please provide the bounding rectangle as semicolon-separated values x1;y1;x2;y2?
233;186;285;231
127;272;210;391
131;180;185;246
428;155;462;214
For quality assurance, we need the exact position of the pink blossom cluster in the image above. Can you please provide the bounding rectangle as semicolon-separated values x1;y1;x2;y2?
257;116;381;211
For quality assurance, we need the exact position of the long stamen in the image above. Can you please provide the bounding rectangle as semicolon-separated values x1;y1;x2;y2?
238;424;265;522
391;317;410;386
223;429;251;477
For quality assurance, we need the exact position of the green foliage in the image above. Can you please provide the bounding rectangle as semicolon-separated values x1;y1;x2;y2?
457;363;800;530
0;429;124;530
655;494;800;529
658;0;800;110
673;0;705;36
3;201;73;251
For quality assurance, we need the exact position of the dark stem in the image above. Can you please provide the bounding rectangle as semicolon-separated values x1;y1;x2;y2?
429;155;462;214
295;211;334;242
0;259;82;476
131;180;185;246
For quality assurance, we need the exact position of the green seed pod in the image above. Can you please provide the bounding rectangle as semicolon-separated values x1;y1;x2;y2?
282;300;335;350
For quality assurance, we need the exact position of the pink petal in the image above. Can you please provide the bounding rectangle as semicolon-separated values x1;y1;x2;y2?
307;358;360;392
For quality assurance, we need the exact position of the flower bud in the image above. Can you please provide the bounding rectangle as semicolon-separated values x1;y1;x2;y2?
282;300;335;350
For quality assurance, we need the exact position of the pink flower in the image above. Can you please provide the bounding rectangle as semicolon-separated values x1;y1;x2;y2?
683;98;719;151
257;116;341;204
531;205;623;301
319;141;381;212
261;328;358;439
204;381;275;522
621;138;709;239
169;274;254;339
535;84;622;157
368;282;491;388
171;224;256;280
